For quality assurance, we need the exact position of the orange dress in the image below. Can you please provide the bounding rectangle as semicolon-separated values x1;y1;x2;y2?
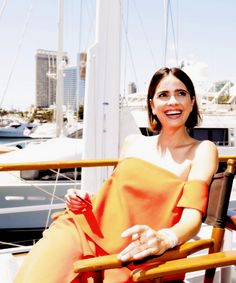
14;158;208;283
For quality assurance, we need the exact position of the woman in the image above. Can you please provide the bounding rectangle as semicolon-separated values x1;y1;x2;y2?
14;67;218;283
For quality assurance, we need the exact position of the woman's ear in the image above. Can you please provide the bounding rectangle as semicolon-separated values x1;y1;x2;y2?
191;96;195;110
150;99;156;115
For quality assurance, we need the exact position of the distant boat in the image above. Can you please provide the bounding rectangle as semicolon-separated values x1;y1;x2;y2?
0;137;83;230
28;120;83;139
0;121;37;138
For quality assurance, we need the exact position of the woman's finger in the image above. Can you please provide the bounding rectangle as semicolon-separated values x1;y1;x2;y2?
121;225;148;238
132;247;155;260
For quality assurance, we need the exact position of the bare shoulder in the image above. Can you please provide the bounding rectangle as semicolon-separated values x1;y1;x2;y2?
120;134;155;159
189;140;219;183
195;140;218;158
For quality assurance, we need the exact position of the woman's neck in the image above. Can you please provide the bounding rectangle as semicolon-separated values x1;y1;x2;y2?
157;127;192;149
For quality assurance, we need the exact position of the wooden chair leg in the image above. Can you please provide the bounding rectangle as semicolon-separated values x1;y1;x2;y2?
93;270;103;282
203;227;225;283
204;268;216;283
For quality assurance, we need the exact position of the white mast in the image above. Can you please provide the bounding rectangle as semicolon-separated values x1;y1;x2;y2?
81;0;121;193
55;0;64;137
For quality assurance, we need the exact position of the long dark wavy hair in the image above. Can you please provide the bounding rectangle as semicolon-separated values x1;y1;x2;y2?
147;67;201;133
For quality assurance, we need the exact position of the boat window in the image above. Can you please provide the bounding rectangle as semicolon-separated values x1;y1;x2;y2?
189;128;229;146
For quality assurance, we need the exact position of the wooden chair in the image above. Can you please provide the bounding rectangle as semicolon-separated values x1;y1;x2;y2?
73;158;236;283
0;157;235;281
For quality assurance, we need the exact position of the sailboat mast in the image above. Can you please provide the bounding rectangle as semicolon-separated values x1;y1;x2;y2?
81;0;121;193
56;0;64;137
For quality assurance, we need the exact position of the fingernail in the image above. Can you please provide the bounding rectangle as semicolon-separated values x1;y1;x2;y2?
120;254;129;261
121;231;128;237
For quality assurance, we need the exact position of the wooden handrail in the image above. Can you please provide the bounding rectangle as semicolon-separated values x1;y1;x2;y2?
0;156;234;172
0;159;118;172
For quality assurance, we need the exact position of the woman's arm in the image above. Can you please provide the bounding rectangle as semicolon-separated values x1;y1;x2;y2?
188;140;219;184
170;140;218;244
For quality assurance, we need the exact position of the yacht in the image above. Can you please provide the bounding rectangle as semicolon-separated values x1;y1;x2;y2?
0;121;36;138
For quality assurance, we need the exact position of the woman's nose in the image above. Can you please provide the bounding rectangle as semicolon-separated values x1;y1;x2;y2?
167;95;179;105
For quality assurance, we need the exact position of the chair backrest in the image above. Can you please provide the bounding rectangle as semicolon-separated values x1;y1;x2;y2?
204;159;235;229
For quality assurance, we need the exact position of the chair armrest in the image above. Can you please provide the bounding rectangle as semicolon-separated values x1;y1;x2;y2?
131;250;236;281
73;239;213;273
226;209;236;230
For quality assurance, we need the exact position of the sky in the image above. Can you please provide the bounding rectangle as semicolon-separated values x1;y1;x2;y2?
0;0;236;110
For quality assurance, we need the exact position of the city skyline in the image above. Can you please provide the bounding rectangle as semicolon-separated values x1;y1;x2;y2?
0;0;236;110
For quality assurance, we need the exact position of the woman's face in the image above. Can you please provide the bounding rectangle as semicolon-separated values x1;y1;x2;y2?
150;74;195;130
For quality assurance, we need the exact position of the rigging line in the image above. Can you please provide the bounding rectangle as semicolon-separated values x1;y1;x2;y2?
6;171;64;202
84;0;95;51
0;246;32;255
67;0;78;54
48;168;79;181
101;0;111;159
169;1;178;65
0;241;23;248
121;12;139;90
92;53;97;157
163;0;170;66
0;0;34;108
74;0;83;138
77;0;83;55
71;168;79;191
1;238;38;248
132;0;157;68
0;203;66;214
176;0;179;65
0;0;8;21
72;167;80;191
121;0;129;97
45;168;61;229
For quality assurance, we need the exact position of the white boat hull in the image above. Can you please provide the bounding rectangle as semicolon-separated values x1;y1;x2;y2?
0;180;78;229
0;137;83;229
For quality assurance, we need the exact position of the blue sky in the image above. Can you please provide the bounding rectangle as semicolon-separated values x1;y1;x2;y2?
0;0;236;110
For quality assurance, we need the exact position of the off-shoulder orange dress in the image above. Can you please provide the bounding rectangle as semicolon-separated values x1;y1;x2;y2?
14;158;208;283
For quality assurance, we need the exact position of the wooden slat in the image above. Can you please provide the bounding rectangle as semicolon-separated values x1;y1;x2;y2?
74;239;213;273
132;250;236;281
219;155;236;162
226;210;236;230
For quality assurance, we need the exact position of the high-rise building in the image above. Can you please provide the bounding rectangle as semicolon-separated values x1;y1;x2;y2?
36;49;68;108
64;67;77;111
77;52;87;106
128;82;137;94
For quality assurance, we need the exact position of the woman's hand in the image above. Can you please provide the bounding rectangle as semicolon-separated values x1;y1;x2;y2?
65;189;92;214
118;225;175;261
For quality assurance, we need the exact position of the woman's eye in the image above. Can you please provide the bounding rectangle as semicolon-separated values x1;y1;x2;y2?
158;92;167;98
178;91;187;96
